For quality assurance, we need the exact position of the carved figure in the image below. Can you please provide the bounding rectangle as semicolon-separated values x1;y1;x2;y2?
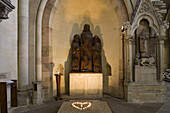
81;24;93;72
81;55;92;72
93;35;102;72
71;34;81;72
140;57;155;67
139;29;149;58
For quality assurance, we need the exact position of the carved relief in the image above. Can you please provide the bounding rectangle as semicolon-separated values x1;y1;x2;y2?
139;3;152;14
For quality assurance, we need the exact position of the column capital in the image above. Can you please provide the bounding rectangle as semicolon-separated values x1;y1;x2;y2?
156;35;167;41
124;36;134;44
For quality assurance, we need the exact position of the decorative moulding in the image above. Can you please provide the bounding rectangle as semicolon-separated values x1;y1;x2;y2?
0;0;15;22
124;0;169;37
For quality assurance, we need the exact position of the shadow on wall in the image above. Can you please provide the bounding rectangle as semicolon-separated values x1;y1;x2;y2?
64;11;112;95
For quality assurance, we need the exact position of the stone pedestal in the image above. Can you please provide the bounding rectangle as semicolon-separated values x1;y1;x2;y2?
32;81;43;105
17;89;31;106
135;66;157;84
125;82;166;103
125;66;166;103
70;73;103;97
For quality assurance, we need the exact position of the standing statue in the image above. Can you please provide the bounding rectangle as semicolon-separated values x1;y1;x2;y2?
71;34;81;72
80;24;93;72
93;35;102;72
139;29;149;58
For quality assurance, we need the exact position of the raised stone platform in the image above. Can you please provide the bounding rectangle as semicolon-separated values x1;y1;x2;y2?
70;73;103;97
58;100;112;113
125;82;167;103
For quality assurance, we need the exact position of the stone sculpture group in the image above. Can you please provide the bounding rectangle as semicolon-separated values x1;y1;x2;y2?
71;24;102;73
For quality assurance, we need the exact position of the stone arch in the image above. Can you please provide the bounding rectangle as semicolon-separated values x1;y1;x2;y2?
37;0;130;99
131;13;160;36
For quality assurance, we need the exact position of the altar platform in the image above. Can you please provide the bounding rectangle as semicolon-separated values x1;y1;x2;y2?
69;73;103;97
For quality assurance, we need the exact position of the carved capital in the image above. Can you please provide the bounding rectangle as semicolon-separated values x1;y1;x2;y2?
156;35;166;40
160;21;169;36
124;36;134;44
0;0;15;22
123;21;131;36
156;36;166;45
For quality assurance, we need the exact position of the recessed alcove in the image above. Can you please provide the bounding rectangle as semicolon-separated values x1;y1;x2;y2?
41;0;128;99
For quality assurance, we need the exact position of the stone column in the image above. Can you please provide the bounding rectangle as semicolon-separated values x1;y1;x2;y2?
128;38;133;82
18;0;30;105
124;37;133;82
34;0;48;105
124;38;128;81
158;37;164;82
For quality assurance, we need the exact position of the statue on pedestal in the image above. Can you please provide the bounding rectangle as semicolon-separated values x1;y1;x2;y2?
135;29;156;67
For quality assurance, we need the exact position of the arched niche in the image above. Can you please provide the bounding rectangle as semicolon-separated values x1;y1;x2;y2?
131;14;159;36
133;19;157;69
38;0;129;99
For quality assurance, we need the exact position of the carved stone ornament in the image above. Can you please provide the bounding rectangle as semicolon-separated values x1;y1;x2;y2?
131;0;167;25
0;0;15;22
139;3;152;13
160;21;169;35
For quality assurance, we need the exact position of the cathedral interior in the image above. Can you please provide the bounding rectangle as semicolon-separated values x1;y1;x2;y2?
0;0;170;113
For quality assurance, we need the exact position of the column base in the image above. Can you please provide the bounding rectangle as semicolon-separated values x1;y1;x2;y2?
17;89;32;106
32;81;43;105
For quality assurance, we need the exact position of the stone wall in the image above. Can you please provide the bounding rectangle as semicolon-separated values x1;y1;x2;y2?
0;0;18;80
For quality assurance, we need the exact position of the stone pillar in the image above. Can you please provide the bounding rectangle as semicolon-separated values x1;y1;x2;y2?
34;0;48;105
18;0;30;106
158;37;164;82
128;38;133;82
125;37;133;82
124;39;128;81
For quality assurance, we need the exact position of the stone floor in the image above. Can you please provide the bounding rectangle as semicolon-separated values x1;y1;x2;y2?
58;100;112;113
9;82;170;113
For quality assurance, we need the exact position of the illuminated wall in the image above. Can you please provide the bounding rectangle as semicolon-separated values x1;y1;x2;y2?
51;0;125;96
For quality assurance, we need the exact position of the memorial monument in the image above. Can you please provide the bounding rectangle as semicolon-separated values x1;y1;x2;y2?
70;24;103;97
